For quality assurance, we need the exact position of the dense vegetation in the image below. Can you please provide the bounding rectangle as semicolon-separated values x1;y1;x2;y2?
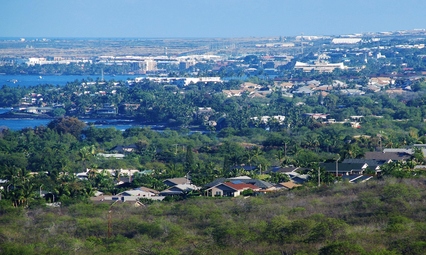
2;77;426;127
1;178;426;254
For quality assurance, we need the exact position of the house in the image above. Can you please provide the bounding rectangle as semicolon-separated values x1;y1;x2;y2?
275;181;302;190
367;84;381;93
267;166;310;175
320;163;368;176
340;89;365;96
369;77;393;87
319;91;329;97
122;103;140;111
275;82;294;90
205;181;260;197
196;107;214;118
76;168;139;182
134;186;160;195
24;107;53;114
342;158;387;173
112;144;138;153
248;92;266;98
163;177;191;187
96;104;117;115
286;172;309;184
119;190;158;199
268;166;299;173
307;80;321;87
350;122;361;128
240;82;262;92
204;176;274;190
91;187;165;203
223;90;244;97
332;80;347;88
314;85;333;91
386;88;405;94
251;115;286;125
305;113;328;120
97;153;125;159
159;184;199;196
364;151;411;161
293;86;314;95
350;116;364;121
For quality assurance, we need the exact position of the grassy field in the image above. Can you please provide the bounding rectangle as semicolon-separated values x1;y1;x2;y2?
1;177;425;254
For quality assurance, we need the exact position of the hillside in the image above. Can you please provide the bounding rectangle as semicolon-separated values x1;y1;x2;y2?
1;177;425;255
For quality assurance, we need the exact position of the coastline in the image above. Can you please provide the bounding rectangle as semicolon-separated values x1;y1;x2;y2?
0;111;208;133
0;112;55;119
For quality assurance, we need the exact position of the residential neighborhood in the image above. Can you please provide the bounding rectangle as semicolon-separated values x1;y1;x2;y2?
2;16;426;255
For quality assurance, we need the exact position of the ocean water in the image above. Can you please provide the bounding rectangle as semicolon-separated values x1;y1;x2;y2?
0;117;136;131
0;118;52;130
0;108;158;131
0;75;140;130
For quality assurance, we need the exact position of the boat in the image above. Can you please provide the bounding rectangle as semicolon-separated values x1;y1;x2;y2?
7;79;18;83
39;76;43;79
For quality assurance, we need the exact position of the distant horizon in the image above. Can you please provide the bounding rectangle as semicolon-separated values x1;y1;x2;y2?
2;1;426;38
1;27;425;41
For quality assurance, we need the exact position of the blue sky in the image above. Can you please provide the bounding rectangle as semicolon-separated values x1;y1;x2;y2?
1;0;425;38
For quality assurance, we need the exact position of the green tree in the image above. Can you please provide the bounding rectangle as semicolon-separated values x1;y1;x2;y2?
48;117;86;138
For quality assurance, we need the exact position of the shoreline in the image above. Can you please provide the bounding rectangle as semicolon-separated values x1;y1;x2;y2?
0;112;55;119
0;112;208;133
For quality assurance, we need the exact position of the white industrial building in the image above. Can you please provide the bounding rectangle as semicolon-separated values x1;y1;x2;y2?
332;38;362;44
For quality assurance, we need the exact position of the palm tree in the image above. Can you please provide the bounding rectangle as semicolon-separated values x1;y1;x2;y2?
275;149;285;165
79;145;96;170
12;177;34;207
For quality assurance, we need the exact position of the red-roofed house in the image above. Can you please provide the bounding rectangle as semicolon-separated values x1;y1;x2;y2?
205;182;260;197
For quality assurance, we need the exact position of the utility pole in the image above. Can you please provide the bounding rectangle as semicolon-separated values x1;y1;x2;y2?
318;166;321;187
108;200;118;239
284;142;287;158
107;209;112;239
336;154;340;178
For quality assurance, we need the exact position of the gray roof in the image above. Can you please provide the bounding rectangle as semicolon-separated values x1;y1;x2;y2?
268;166;298;173
342;159;388;168
291;176;309;184
163;177;190;186
204;178;227;189
364;152;411;161
244;179;273;189
134;186;160;194
320;163;366;172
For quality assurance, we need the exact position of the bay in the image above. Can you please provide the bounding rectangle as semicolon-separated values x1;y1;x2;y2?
0;75;143;130
0;109;161;131
0;118;51;130
0;118;140;131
